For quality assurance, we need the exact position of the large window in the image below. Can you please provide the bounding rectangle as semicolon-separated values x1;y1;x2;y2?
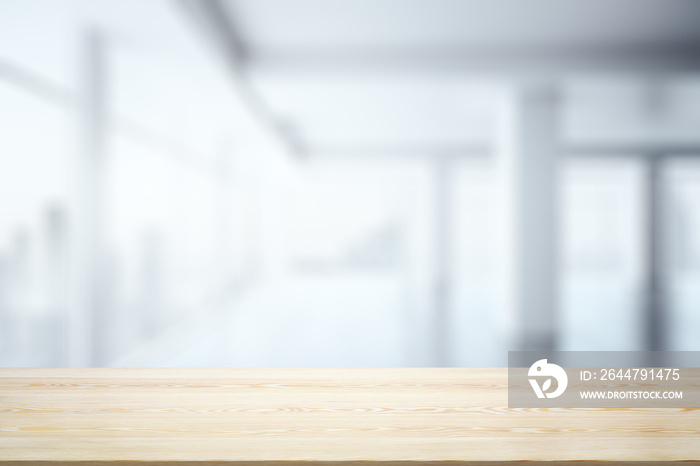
559;158;646;351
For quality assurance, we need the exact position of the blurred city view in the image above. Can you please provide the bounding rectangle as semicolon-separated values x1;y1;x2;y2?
1;0;700;367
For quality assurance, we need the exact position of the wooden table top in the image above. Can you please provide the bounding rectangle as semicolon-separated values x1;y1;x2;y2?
1;368;698;464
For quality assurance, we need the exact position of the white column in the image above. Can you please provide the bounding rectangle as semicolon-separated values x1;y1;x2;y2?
497;83;559;351
645;154;666;353
216;139;234;292
432;154;453;366
68;29;108;366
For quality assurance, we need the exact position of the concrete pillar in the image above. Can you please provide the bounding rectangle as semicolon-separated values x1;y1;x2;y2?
497;83;559;351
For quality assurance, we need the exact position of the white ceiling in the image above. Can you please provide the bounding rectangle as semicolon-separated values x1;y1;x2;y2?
250;75;499;149
227;0;700;52
218;0;700;154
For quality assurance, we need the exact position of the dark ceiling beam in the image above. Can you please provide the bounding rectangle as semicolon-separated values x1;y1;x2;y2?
177;0;248;70
175;0;303;155
250;45;700;78
307;141;700;158
564;141;700;156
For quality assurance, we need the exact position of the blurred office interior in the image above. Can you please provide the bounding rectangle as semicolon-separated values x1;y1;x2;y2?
1;0;700;367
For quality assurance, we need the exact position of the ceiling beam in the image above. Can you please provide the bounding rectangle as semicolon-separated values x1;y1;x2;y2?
0;60;72;105
174;0;302;155
0;58;220;173
177;0;248;69
250;45;700;78
309;143;489;159
565;141;700;156
307;140;700;159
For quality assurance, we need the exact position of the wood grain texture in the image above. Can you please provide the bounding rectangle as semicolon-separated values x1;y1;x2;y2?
0;368;699;464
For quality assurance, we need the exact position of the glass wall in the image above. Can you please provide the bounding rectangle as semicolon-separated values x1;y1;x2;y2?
2;0;699;368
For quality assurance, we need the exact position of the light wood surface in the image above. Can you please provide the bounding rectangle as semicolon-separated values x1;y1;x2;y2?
1;368;699;464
